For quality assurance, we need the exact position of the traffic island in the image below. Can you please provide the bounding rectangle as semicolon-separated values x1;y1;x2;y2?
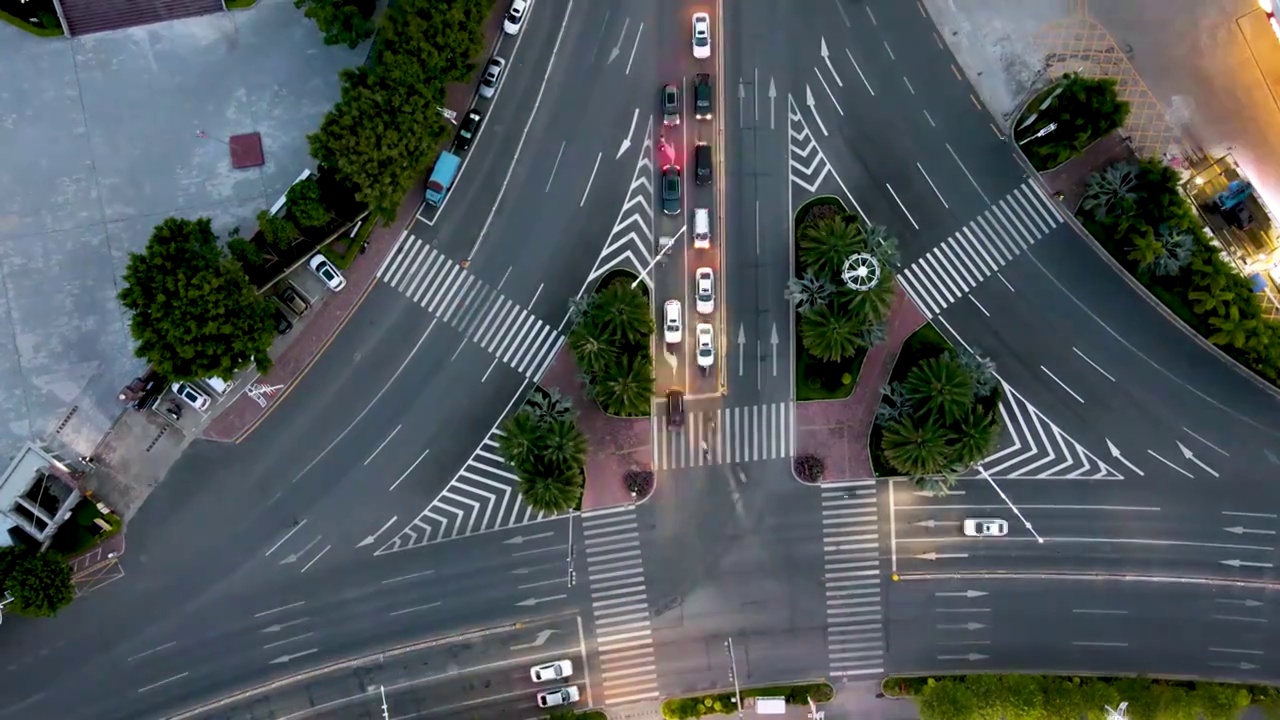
661;682;834;719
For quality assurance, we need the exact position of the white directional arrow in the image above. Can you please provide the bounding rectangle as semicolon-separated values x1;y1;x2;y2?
511;629;556;649
936;622;986;631
1210;661;1260;670
935;590;989;598
616;108;639;160
664;347;678;371
261;618;309;633
819;37;842;85
768;77;777;130
269;648;318;664
1221;559;1275;569
1224;526;1277;536
737;324;746;377
804;85;828;136
1216;599;1265;607
738;80;746;128
915;552;969;561
607;19;629;64
517;595;568;607
504;532;556;545
1177;441;1219;477
1105;438;1145;477
770;323;779;377
913;519;961;528
357;516;397;548
937;653;988;661
913;490;964;497
278;536;320;564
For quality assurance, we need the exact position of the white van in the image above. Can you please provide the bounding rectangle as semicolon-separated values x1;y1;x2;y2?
693;208;711;249
202;376;235;396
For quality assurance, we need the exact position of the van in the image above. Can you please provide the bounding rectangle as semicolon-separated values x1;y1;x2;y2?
695;143;712;186
693;208;711;249
202;376;235;396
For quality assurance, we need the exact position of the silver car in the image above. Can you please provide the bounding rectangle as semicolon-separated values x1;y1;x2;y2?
478;56;506;99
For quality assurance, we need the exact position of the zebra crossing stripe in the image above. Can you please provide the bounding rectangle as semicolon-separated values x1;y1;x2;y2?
821;483;886;678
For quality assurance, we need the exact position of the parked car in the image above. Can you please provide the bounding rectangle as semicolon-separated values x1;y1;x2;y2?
692;12;711;59
963;518;1008;537
309;254;347;292
503;0;528;35
667;389;685;430
662;165;682;215
693;207;711;249
171;382;211;412
278;285;310;316
696;323;715;368
456;109;483;152
479;56;506;99
695;267;715;315
663;300;683;344
662;83;681;126
536;686;581;708
530;660;573;683
694;73;713;119
695;142;712;186
273;307;294;335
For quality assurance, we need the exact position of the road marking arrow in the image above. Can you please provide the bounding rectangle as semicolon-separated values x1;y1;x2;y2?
616;108;639;160
937;653;988;661
820;37;843;86
1177;440;1219;477
504;532;556;545
517;595;568;607
1210;661;1260;670
1105;438;1145;477
261;618;309;633
664;348;678;371
1221;559;1275;568
1216;599;1264;607
936;622;985;631
607;19;628;64
769;323;778;377
738;80;745;129
278;536;320;565
915;552;969;561
511;629;556;649
804;85;828;136
357;516;397;548
913;519;961;528
768;77;777;130
1224;526;1277;536
737;324;746;377
935;590;989;598
269;648;318;664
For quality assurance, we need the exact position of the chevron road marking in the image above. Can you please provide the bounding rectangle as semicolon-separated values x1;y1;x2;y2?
586;115;656;289
976;381;1121;480
375;428;557;555
821;481;886;678
788;98;831;193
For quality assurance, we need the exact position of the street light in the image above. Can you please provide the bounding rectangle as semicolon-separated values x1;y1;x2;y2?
725;638;744;719
378;684;389;720
976;466;1043;543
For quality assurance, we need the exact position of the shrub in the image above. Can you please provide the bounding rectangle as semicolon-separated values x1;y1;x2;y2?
624;469;654;498
841;372;852;385
794;454;825;483
802;202;842;228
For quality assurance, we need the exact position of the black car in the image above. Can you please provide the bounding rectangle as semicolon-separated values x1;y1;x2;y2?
456;109;483;152
694;73;712;120
666;389;685;430
273;307;294;335
695;143;712;186
662;165;681;216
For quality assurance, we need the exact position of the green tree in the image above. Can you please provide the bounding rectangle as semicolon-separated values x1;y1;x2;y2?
594;354;654;417
863;224;901;269
227;236;265;271
528;388;574;424
285;176;333;229
497;410;541;468
1208;313;1259;349
1132;223;1193;277
799;304;862;362
0;548;74;618
881;415;954;476
518;468;582;514
587;280;653;346
903;357;975;425
785;272;834;315
1020;73;1130;170
1082;162;1138;221
542;418;588;470
913;474;957;497
836;270;896;325
569;324;617;374
1188;283;1236;317
295;0;376;49
798;214;864;278
257;209;299;251
950;405;1001;468
118;217;276;380
918;678;978;720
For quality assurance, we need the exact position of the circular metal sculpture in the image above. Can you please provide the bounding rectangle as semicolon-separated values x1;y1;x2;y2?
841;252;880;291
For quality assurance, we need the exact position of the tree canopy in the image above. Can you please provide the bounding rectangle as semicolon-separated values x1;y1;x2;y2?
1017;73;1130;171
0;547;74;618
308;0;492;221
295;0;376;49
498;391;586;515
118;217;277;381
569;277;655;417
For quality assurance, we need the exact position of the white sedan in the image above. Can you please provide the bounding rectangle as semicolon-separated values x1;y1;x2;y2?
308;254;346;292
695;267;715;315
663;300;683;345
692;12;711;60
537;685;581;708
530;659;573;683
963;518;1008;537
502;0;527;35
696;323;715;368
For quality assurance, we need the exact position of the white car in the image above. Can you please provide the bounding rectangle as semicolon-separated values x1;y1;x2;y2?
536;685;581;708
692;207;711;249
663;300;683;345
530;659;573;683
502;0;527;35
692;12;711;59
171;382;211;412
963;518;1008;537
695;268;715;315
478;56;506;99
696;323;715;368
308;254;346;291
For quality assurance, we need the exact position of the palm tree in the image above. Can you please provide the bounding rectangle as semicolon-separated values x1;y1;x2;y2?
799;305;862;362
836;272;896;326
1188;284;1236;317
952;348;1000;399
949;405;1002;469
542;418;588;471
497;409;542;469
518;469;582;514
863;225;901;269
589;280;653;346
799;215;865;278
881;415;954;476
1209;314;1259;349
913;475;958;497
857;320;887;349
903;357;975;425
1139;223;1193;277
569;324;617;374
1082;163;1137;221
875;382;912;427
529;388;574;424
785;272;834;315
593;354;653;416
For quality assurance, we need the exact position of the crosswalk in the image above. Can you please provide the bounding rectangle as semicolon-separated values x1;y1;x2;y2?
650;402;794;470
377;235;564;380
898;181;1065;319
821;480;886;678
375;427;557;555
977;380;1121;479
587;114;656;288
582;507;660;706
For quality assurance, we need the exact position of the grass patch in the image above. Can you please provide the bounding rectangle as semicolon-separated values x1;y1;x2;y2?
0;0;62;36
225;0;257;8
796;339;864;400
321;216;375;271
662;683;835;719
868;322;954;478
548;711;607;720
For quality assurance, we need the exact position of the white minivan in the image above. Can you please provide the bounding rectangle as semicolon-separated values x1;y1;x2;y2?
693;208;711;249
203;376;235;396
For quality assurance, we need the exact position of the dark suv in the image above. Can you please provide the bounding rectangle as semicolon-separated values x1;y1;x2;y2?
666;389;685;430
694;73;712;120
662;165;681;215
695;143;712;186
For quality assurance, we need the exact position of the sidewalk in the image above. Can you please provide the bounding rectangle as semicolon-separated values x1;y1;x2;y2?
794;285;926;481
537;346;651;511
1039;129;1135;213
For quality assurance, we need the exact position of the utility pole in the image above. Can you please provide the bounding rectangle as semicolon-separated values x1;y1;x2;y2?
566;511;576;588
725;638;744;719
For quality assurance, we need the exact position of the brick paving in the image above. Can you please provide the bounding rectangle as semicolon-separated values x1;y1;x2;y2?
794;285;927;481
538;346;651;511
1039;129;1137;214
